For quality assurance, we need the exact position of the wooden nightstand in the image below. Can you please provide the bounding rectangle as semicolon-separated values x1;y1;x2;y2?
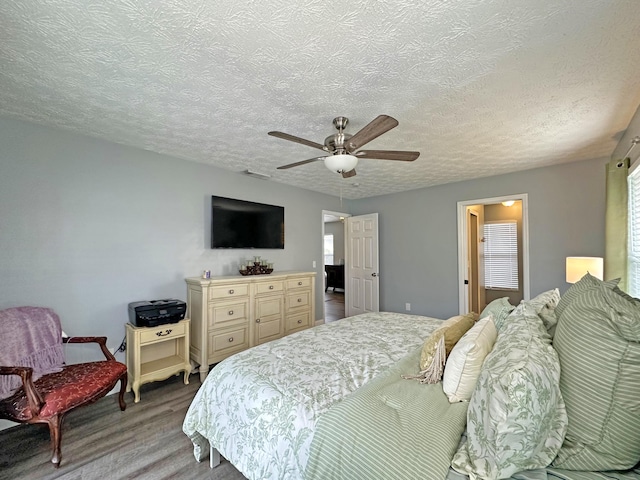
125;318;191;403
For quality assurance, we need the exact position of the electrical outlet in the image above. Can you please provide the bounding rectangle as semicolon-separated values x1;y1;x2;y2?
312;260;316;268
405;303;411;311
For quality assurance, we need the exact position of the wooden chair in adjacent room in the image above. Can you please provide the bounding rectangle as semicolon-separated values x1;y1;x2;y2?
0;306;127;467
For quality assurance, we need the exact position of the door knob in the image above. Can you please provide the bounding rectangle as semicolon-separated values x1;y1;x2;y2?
371;273;378;277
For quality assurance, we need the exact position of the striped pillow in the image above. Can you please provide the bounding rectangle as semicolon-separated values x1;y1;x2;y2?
552;282;640;470
554;272;619;319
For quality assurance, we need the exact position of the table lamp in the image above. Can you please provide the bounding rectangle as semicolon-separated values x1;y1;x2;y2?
565;256;603;283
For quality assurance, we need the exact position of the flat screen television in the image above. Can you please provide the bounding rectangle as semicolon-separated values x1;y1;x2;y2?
211;196;284;249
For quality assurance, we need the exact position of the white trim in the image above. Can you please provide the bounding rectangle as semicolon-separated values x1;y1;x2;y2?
457;194;530;314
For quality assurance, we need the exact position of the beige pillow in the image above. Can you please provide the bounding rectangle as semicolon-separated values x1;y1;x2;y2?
418;313;477;382
442;315;497;402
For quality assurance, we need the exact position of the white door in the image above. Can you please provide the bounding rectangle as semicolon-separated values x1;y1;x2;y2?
345;213;379;317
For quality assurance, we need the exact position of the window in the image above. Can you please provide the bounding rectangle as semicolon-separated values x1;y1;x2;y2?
324;234;334;265
628;169;640;296
484;221;519;290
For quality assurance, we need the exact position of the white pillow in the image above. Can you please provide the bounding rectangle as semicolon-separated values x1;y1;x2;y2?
442;315;497;402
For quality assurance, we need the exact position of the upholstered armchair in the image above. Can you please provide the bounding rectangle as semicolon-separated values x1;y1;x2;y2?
0;307;127;467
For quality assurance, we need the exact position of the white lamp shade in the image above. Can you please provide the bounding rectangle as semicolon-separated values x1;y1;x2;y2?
324;154;358;173
566;256;604;283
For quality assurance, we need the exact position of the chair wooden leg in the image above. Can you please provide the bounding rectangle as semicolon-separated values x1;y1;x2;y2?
46;415;63;468
117;374;127;411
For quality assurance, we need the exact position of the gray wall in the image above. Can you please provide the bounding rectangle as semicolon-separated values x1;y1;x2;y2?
0;117;346;360
0;115;609;353
348;157;607;319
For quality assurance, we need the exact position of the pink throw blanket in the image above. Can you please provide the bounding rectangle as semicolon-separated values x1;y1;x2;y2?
0;307;65;399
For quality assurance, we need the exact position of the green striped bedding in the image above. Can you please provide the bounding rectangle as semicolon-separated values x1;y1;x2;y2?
306;346;469;480
447;467;640;480
552;276;640;470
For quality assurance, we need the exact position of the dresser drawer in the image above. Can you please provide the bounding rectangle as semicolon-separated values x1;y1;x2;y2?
209;284;249;300
287;291;310;311
209;326;249;358
255;280;284;295
209;301;248;328
286;312;311;332
139;321;186;345
286;277;312;289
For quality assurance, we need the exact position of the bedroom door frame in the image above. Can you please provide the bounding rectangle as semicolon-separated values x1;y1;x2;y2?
457;194;530;314
467;207;482;313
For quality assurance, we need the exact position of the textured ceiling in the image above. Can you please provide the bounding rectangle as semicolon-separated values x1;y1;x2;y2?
1;1;640;199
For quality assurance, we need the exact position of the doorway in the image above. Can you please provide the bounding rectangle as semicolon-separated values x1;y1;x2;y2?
457;194;530;314
322;210;349;322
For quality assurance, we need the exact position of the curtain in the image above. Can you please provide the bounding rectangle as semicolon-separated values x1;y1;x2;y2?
604;157;629;290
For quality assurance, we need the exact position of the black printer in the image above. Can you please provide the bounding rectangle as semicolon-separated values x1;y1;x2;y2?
128;299;187;327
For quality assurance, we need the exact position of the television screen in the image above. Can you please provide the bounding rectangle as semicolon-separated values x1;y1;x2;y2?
211;196;284;249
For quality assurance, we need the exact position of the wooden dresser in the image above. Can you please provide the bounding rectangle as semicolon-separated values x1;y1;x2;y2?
185;271;316;381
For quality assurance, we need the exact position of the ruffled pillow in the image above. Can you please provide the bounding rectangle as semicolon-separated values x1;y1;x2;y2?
404;313;476;384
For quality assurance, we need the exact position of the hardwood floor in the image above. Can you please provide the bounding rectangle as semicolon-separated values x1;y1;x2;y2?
0;374;247;480
324;289;345;322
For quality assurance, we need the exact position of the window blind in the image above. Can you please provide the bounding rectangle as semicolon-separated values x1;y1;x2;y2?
628;169;640;296
323;234;334;266
484;221;519;290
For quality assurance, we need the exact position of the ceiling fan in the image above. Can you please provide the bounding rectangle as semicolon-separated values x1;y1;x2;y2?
268;115;420;178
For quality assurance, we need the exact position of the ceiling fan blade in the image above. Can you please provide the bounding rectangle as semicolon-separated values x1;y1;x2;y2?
355;150;420;161
346;115;399;151
277;157;326;170
341;169;357;178
268;131;326;151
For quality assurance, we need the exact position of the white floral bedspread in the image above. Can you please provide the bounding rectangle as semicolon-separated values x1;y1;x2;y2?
182;311;443;480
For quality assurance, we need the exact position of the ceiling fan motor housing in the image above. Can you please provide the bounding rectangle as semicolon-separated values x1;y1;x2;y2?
325;132;352;153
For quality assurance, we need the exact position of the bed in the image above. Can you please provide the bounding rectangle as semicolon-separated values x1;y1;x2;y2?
183;275;640;480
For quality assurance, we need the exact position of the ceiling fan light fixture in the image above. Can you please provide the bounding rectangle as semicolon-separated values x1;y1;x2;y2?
324;154;358;173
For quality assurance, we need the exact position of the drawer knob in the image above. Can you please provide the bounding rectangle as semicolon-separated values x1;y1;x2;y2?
156;329;172;337
298;281;302;285
297;319;302;324
269;285;274;290
228;337;234;342
228;310;234;316
256;318;261;323
229;289;234;294
297;298;302;302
